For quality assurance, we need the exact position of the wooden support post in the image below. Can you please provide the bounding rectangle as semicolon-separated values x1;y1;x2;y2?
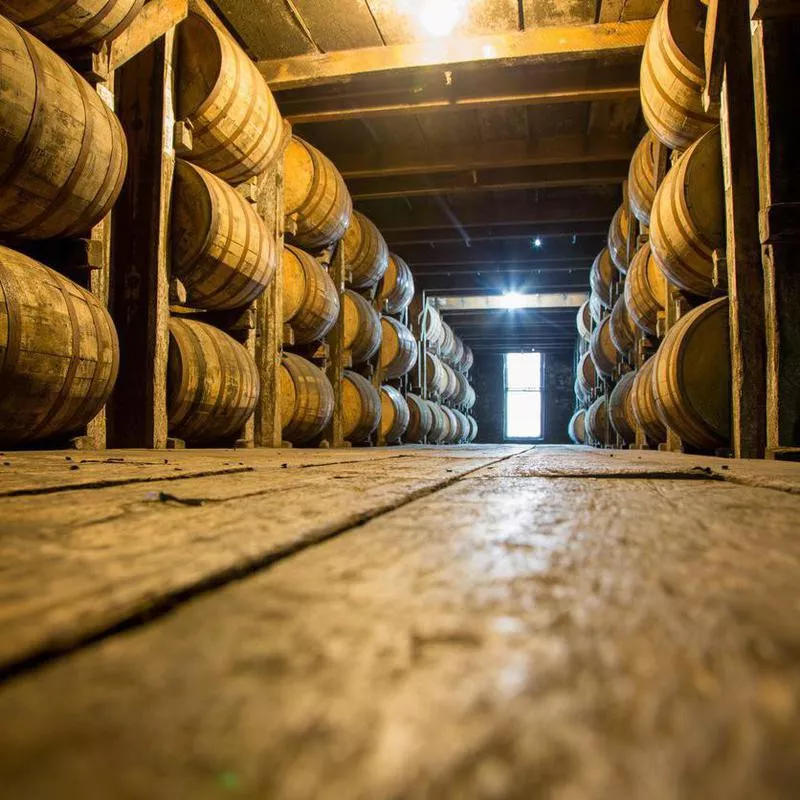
107;32;175;448
323;244;346;448
712;0;768;458
751;9;800;458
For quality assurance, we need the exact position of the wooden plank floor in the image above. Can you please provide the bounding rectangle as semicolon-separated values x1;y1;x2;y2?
1;445;799;798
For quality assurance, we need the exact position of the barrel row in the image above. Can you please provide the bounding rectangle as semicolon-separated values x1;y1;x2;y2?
422;304;474;373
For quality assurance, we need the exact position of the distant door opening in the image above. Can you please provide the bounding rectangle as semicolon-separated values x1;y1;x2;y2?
504;352;543;439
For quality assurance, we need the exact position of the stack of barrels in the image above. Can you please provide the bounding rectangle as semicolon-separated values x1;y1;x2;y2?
403;303;478;445
0;5;146;445
569;0;731;454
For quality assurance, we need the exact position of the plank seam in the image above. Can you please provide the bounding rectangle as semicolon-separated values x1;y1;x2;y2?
0;447;533;685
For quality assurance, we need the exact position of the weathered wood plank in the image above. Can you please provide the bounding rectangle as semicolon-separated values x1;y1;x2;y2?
0;448;525;672
258;20;652;90
2;471;800;797
109;0;188;71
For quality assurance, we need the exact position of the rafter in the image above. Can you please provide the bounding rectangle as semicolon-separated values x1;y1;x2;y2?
258;20;651;90
385;220;609;246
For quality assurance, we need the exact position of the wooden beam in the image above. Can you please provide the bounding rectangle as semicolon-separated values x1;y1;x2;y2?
280;72;639;125
359;195;620;232
109;0;188;71
717;0;767;459
385;220;610;246
337;134;635;179
258;20;652;90
348;160;629;200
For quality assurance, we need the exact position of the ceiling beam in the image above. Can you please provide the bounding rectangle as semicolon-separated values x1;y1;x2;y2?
337;134;635;179
348;160;629;200
258;20;652;90
279;68;639;125
360;195;620;232
386;220;609;246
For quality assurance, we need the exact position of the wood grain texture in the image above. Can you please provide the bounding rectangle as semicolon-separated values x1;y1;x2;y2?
1;454;800;797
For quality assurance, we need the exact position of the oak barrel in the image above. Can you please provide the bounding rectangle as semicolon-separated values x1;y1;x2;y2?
460;344;474;373
625;242;667;336
590;249;615;308
284;136;352;250
343;211;389;289
568;408;586;445
649;126;724;297
380;384;410;443
585;394;614;447
589;315;620;379
423;351;448;399
172;160;276;310
453;372;476;409
652;296;730;450
577;350;598;399
424;304;445;352
466;415;478;443
439;321;456;362
628;131;658;226
608;371;637;444
426;401;449;444
441;362;460;403
342;370;381;443
0;0;144;49
342;289;381;364
280;352;334;444
0;246;119;445
282;245;339;344
576;299;593;341
608;204;631;274
630;358;667;444
640;0;717;151
167;318;258;444
441;406;459;445
609;294;637;360
176;13;282;184
575;376;588;407
589;291;605;324
450;408;470;444
405;393;433;443
0;17;128;239
380;316;418;379
377;253;415;314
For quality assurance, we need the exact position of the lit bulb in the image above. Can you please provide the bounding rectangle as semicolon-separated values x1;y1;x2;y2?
501;292;525;310
533;237;542;249
419;0;462;37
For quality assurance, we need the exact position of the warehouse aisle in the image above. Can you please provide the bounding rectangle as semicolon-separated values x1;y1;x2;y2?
1;446;800;798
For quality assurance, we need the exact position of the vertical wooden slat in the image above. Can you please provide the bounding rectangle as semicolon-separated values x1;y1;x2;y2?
323;244;346;447
716;0;767;458
107;32;175;448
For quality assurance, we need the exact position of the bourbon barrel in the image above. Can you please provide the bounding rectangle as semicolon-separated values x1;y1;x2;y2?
172;160;276;310
649;126;724;297
628;131;658;226
380;317;418;379
439;322;456;362
625;242;668;336
441;406;459;445
609;295;637;360
0;17;127;239
280;352;334;444
608;371;637;444
640;0;717;151
460;344;474;373
568;408;586;444
377;253;415;314
282;245;339;344
585;394;614;446
450;408;470;444
342;370;381;443
575;376;588;407
380;384;410;443
343;211;389;289
176;13;282;184
589;316;620;379
424;304;445;352
577;299;593;341
342;289;381;364
608;205;631;274
405;393;433;443
0;246;119;445
423;351;449;399
630;358;667;444
284;136;352;250
652;296;730;450
426;401;449;444
440;362;460;403
167;318;258;444
466;415;478;442
589;291;605;324
590;249;615;308
577;350;598;399
0;0;144;49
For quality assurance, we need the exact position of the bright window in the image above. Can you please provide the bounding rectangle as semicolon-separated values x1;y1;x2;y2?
505;353;543;439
